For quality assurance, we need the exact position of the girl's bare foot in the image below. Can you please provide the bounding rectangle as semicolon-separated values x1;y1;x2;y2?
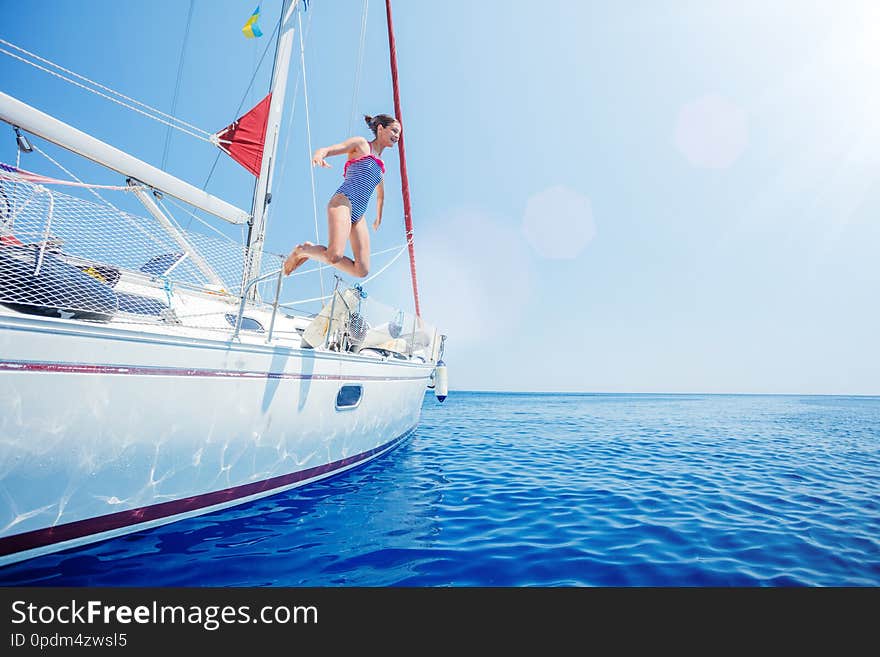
283;242;313;275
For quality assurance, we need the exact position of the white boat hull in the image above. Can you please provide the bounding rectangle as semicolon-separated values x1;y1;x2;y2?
0;313;432;566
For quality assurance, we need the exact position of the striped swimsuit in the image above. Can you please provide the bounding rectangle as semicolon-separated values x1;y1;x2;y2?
336;154;385;223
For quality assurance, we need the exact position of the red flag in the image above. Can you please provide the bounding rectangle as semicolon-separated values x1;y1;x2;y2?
214;93;272;177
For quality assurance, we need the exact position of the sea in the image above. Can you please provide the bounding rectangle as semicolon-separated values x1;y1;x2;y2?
1;391;878;587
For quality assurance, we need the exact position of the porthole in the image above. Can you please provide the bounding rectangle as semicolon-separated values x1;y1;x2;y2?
225;313;265;332
335;384;363;410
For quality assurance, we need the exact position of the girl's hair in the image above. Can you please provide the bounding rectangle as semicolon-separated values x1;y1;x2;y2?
364;113;398;135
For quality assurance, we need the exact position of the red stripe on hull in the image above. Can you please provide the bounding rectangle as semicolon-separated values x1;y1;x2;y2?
0;429;414;559
0;360;427;381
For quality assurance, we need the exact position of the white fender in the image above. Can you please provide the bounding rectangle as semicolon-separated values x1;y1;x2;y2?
434;360;448;402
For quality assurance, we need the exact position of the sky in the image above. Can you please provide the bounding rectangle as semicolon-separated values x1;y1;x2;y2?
1;0;878;395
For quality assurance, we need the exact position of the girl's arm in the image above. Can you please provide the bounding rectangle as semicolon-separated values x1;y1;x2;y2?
373;179;384;231
312;136;369;168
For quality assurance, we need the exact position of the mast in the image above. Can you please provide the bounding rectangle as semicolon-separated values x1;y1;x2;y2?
0;92;250;225
242;0;300;299
384;0;422;319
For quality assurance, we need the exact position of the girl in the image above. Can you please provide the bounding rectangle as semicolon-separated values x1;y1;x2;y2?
283;114;401;278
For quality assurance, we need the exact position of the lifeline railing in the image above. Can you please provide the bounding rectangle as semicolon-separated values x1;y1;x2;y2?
232;264;440;363
233;266;284;341
1;173;441;360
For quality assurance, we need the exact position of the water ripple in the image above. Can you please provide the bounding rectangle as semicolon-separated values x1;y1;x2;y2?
1;393;878;586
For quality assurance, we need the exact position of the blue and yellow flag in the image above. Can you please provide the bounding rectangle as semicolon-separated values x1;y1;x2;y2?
242;5;263;39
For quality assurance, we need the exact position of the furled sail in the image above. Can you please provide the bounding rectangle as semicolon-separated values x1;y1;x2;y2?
213;93;272;177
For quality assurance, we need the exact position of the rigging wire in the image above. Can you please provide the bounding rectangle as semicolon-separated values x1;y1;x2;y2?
199;17;282;191
297;8;325;300
30;143;121;211
362;236;412;285
0;39;211;141
24;144;169;250
274;7;312;190
161;0;195;171
348;0;370;136
278;237;411;309
161;196;240;244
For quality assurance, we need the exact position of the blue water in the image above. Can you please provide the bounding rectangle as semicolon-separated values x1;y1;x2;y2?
2;392;878;586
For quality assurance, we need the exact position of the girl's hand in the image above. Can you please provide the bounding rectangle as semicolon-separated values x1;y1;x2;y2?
311;148;330;168
372;216;382;231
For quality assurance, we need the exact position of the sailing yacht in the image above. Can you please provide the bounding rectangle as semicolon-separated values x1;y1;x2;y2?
0;0;446;566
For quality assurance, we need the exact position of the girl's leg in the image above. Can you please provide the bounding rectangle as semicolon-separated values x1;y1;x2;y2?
347;218;370;278
284;194;365;277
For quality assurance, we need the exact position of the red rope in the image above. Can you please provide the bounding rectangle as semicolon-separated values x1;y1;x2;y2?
385;0;421;318
0;163;131;190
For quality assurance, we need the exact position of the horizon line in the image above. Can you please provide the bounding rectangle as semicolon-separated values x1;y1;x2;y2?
428;389;880;398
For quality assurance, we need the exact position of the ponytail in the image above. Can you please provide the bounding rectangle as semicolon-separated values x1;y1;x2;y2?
364;113;398;136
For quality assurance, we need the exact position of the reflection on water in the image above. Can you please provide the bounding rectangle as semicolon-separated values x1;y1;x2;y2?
2;392;878;586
